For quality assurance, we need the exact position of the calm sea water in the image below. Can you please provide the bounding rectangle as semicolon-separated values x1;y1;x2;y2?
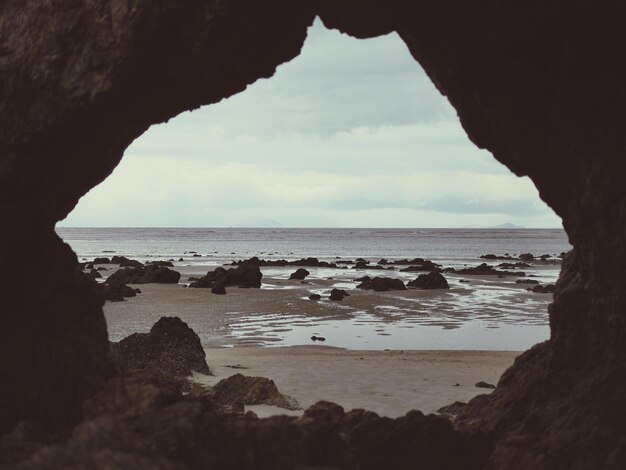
56;227;571;350
56;227;569;268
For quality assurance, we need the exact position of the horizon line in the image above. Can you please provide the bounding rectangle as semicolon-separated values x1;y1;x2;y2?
56;226;564;230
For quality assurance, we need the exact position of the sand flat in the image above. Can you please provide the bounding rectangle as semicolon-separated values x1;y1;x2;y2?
194;347;519;418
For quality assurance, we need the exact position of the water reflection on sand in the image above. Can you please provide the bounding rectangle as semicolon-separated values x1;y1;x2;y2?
104;262;557;351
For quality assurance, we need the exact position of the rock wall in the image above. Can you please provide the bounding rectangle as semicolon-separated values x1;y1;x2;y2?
1;0;625;467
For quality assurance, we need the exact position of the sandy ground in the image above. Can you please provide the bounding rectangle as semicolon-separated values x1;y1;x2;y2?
193;346;519;418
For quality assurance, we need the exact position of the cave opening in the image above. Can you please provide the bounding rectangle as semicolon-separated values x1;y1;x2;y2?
54;19;568;417
3;2;624;468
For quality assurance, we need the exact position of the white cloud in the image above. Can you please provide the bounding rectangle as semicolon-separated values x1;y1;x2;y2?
60;19;562;229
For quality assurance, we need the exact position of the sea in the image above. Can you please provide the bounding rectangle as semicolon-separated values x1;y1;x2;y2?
56;227;571;351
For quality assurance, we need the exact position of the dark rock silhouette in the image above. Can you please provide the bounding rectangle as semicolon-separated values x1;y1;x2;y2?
146;260;174;267
109;317;210;379
100;282;140;302
449;263;525;277
329;289;349;301
308;294;321;301
188;264;262;290
407;271;450;289
106;265;181;284
289;268;310;280
231;256;338;268
356;276;407;291
210;373;300;410
528;284;556;294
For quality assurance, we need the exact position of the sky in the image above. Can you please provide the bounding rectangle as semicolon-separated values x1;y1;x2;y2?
60;19;562;229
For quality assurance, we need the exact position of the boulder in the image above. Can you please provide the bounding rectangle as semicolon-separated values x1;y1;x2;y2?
211;283;227;295
356;276;407;291
210;373;300;410
528;284;556;294
92;257;111;264
109;317;210;379
309;294;321;301
399;260;441;272
289;268;310;280
189;263;262;290
516;279;539;285
120;259;144;268
407;271;450;289
518;253;535;261
146;260;174;267
100;282;140;302
329;288;349;301
106;265;181;284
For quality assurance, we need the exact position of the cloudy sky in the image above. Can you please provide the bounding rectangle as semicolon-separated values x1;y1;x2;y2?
60;19;561;228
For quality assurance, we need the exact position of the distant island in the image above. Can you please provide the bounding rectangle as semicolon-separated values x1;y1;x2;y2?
492;223;526;229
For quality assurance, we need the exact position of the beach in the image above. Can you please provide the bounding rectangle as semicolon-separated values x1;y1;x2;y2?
195;346;519;418
66;227;565;418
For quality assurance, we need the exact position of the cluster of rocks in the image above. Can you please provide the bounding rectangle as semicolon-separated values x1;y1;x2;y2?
356;276;407;291
446;263;525;277
106;265;181;284
230;256;339;268
527;284;556;294
188;263;262;294
480;252;562;264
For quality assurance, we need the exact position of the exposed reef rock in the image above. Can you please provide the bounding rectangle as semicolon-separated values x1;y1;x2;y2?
289;268;310;280
230;256;338;268
188;264;262;290
106;265;181;284
109;317;210;379
2;0;626;468
448;263;525;277
356;276;407;291
99;282;141;302
407;271;450;290
329;288;349;301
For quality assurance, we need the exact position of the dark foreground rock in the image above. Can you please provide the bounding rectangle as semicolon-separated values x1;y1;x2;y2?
7;397;489;470
437;401;468;421
407;271;450;289
289;268;310;280
308;293;321;301
329;289;349;301
210;373;300;411
188;264;262;291
106;265;181;284
109;317;210;379
356;276;407;291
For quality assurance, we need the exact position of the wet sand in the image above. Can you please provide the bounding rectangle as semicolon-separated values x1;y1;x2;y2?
104;269;552;349
194;346;519;418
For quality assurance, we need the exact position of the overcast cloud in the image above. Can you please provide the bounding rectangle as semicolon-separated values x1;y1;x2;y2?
60;19;561;228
